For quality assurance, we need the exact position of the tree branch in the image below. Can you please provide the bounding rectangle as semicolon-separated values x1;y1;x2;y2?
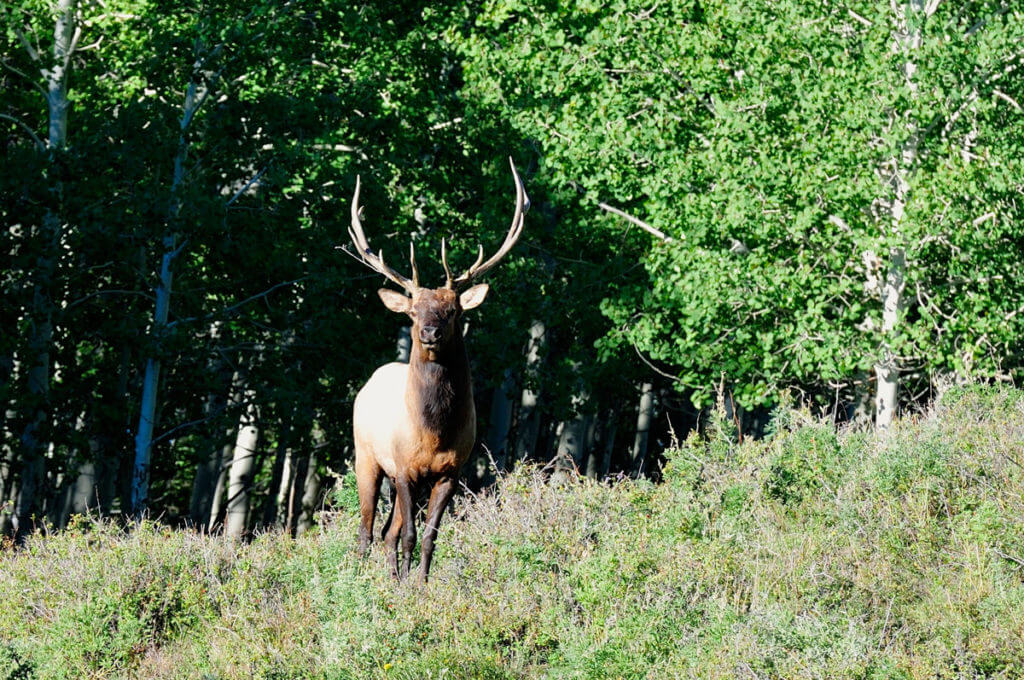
14;26;40;62
598;202;675;242
180;43;225;134
993;89;1022;112
217;277;308;317
924;51;1024;143
64;288;157;312
965;4;1011;38
0;112;45;151
1;60;48;97
226;166;268;206
632;342;682;383
167;237;189;261
848;9;873;27
61;23;82;75
76;35;103;52
152;402;228;445
168;277;308;328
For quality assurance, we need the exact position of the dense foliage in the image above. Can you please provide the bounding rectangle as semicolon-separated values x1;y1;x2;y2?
3;1;1023;533
2;386;1023;678
458;0;1024;409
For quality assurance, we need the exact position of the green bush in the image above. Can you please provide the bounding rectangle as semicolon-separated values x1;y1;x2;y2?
765;423;842;505
2;388;1023;679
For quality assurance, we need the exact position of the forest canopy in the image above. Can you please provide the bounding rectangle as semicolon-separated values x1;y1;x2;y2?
2;0;1022;537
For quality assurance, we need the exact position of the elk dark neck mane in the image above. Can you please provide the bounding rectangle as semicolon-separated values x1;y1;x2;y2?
407;334;472;443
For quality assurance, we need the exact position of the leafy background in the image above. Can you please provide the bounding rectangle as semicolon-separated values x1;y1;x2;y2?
2;0;1023;534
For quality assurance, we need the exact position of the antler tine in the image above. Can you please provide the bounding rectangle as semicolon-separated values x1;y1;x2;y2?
348;177;370;253
348;175;417;293
441;238;454;289
466;244;485;277
409;241;419;288
453;157;530;288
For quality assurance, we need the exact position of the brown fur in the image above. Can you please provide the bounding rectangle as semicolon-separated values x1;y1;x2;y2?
347;159;526;582
353;285;487;581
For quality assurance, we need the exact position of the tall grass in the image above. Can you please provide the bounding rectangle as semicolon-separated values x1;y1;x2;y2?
2;385;1023;679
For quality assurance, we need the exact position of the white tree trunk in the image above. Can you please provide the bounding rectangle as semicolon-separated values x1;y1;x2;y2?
583;415;607;479
131;45;206;515
202;368;243;530
189;323;230;527
68;461;97;517
0;420;12;535
485;370;516;473
206;437;234;530
14;0;76;538
585;411;617;479
45;0;74;149
287;420;323;535
848;372;874;423
225;391;259;538
286;451;308;535
295;449;319;535
875;249;906;429
514;320;546;461
2;376;19;535
60;407;113;525
555;394;592;479
1;358;14;527
600;416;618;479
631;382;654;476
273;447;294;529
873;0;928;430
259;427;290;528
396;325;411;363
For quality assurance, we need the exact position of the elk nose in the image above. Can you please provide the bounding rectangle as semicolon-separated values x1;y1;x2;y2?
419;326;441;345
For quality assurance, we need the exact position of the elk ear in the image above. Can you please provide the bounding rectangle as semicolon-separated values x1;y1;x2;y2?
378;288;412;314
459;283;489;310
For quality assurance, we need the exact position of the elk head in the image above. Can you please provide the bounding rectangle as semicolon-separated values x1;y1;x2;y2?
348;158;529;360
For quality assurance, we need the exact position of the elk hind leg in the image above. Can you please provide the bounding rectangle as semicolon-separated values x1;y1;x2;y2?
355;453;384;556
379;478;396;541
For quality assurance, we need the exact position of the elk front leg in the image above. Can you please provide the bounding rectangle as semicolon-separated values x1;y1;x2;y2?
394;475;417;580
418;476;457;584
383;494;404;580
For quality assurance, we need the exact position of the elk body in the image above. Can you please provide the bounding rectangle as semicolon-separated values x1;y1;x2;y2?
349;159;528;581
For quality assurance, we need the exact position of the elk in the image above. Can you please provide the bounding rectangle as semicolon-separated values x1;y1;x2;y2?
348;158;528;582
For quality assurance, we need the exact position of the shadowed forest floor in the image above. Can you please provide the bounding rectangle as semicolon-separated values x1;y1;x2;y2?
2;385;1023;679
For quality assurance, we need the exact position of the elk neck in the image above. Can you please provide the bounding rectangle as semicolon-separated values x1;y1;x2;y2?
407;331;473;443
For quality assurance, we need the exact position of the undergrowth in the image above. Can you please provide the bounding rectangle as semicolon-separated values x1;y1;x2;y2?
2;385;1023;679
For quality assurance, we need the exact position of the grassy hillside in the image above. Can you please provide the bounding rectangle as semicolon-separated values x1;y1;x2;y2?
2;386;1023;679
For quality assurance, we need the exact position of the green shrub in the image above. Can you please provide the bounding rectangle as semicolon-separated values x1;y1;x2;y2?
765;423;842;505
2;388;1023;678
0;643;35;680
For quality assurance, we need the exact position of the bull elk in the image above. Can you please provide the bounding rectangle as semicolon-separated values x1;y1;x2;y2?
348;158;529;581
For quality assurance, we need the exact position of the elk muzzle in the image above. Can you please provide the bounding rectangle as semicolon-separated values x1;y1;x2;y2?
419;325;442;347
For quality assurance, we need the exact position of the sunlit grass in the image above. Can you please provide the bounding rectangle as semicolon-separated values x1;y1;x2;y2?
2;384;1023;679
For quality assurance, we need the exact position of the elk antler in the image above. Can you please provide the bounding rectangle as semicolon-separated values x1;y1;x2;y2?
348;175;419;293
444;157;530;290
